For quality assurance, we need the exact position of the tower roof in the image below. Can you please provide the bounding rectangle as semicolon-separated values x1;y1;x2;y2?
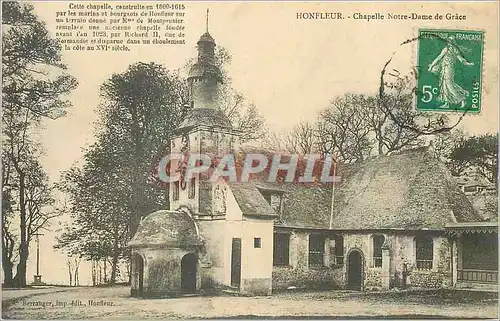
128;210;201;248
177;108;232;132
198;31;215;44
187;62;222;81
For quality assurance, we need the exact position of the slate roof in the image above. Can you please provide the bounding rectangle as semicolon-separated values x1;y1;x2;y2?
229;182;278;218
129;210;201;248
273;182;333;229
230;147;481;231
329;147;482;230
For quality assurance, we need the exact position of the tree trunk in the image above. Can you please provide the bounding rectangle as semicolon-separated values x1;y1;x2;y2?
14;172;28;287
68;264;73;286
2;260;14;286
2;235;15;286
126;261;131;285
110;227;120;284
98;262;102;285
74;267;79;286
91;260;96;286
14;244;28;287
103;258;107;284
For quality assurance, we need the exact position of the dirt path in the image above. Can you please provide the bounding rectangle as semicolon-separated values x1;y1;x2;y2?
2;287;76;310
2;286;498;319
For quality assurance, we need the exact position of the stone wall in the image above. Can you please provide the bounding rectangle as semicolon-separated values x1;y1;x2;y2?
272;229;343;291
272;266;342;290
364;268;382;288
272;229;453;291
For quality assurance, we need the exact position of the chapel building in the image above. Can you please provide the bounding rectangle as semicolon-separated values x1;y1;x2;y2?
128;27;498;298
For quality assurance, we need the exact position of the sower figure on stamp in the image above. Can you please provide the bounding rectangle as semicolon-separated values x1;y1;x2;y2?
428;35;474;109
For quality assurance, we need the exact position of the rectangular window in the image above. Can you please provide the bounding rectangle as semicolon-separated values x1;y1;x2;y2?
416;235;434;270
334;235;344;266
273;233;290;266
188;177;196;199
254;237;261;248
173;181;179;201
309;234;325;267
373;235;385;268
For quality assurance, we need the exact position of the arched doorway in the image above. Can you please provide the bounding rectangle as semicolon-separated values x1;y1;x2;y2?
181;253;197;294
347;249;364;290
132;254;144;296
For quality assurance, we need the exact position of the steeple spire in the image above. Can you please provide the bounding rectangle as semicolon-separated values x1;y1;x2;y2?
206;8;209;32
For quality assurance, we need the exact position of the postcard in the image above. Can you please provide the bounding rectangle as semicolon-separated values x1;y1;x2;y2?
2;1;498;319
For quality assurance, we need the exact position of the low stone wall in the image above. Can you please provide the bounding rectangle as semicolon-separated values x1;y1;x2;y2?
365;268;382;288
408;269;450;289
272;266;342;290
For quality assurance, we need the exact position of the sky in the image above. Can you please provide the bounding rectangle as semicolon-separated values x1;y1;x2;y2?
17;1;499;285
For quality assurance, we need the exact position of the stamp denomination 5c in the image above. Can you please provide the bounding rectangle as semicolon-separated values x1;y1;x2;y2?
417;29;484;113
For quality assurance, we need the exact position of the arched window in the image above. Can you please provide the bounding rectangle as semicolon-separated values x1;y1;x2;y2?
415;235;433;270
333;235;344;265
372;234;385;268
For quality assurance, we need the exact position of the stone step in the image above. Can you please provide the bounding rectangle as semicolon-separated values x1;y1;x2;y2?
221;285;241;296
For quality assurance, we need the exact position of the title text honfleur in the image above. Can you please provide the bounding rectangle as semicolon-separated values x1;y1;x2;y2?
296;12;467;21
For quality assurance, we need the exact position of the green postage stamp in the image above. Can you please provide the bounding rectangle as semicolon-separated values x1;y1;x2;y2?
417;29;484;113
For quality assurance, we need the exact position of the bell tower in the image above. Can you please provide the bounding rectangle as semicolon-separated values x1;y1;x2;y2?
170;10;241;216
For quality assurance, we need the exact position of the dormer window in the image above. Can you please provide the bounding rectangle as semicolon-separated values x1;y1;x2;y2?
262;192;283;214
464;186;478;193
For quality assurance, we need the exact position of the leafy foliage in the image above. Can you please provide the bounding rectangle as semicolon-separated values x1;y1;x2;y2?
56;62;189;283
435;132;498;183
2;1;77;287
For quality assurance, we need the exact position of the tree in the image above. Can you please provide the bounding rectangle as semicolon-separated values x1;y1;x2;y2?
65;256;81;286
2;1;77;119
447;134;498;182
367;90;425;155
315;76;454;163
66;258;73;286
56;62;188;284
56;147;130;285
2;183;17;285
2;1;77;287
284;121;318;155
98;62;188;238
316;94;373;163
